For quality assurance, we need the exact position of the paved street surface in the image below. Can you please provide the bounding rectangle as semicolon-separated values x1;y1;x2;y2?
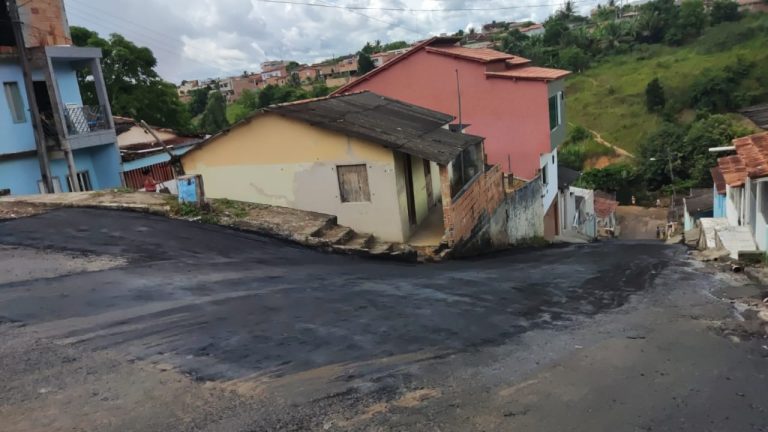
0;209;766;431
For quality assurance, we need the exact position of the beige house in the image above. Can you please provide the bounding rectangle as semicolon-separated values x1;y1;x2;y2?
181;92;493;244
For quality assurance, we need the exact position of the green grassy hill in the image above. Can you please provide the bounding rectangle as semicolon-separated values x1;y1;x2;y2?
566;13;768;154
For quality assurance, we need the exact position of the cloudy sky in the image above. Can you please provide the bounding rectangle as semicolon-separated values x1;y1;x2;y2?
62;0;595;83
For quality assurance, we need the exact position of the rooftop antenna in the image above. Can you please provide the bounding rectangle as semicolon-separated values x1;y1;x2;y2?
455;69;462;131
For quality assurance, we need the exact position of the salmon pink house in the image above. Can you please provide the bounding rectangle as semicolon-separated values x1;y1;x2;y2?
333;37;570;235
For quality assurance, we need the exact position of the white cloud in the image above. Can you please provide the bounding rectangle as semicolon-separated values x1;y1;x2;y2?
64;0;563;82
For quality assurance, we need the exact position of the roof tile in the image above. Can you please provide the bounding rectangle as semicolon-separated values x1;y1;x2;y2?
486;66;571;81
424;46;517;63
733;132;768;178
710;166;726;194
717;154;747;187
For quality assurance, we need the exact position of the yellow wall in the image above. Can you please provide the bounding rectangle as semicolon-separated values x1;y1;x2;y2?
182;113;412;242
392;153;443;239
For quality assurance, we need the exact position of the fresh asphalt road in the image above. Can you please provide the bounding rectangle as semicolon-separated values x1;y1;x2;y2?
0;208;766;432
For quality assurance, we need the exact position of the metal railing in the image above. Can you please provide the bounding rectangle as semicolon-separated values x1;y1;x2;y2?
64;105;111;136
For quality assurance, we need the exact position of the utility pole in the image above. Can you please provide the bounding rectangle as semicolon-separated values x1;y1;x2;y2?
8;0;53;193
455;69;463;130
139;120;185;178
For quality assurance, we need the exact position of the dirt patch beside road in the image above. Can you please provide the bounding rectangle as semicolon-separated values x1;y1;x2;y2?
616;205;667;240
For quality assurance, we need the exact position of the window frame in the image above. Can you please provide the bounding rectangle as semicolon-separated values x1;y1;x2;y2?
548;91;562;132
3;81;26;124
336;164;372;203
67;170;93;192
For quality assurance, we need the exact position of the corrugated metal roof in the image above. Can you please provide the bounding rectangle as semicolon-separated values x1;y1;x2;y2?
268;92;482;165
740;104;768;130
557;165;581;189
486;66;572;81
684;194;713;214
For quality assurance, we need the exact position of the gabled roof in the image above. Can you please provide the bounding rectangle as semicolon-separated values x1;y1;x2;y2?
332;36;567;95
187;91;483;165
717;154;747;187
424;46;518;63
733;132;768;178
486;66;571;82
710;167;726;194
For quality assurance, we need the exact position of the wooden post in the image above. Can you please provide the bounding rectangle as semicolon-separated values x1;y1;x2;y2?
139;120;185;177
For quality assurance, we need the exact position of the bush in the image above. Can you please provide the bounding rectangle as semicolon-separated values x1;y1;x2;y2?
645;78;666;113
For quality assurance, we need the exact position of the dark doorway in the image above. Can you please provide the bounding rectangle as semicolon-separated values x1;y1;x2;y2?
0;2;15;47
423;159;433;206
33;82;52;114
404;155;416;226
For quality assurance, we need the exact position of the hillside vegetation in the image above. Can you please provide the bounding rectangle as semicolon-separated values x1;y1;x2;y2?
566;13;768;154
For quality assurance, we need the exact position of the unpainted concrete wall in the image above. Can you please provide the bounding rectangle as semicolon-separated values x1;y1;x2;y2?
451;174;545;256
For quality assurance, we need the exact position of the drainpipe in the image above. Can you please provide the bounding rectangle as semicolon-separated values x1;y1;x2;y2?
8;0;53;192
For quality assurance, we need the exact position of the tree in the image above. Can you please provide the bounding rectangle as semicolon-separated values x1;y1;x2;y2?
500;29;529;54
710;0;740;24
638;123;687;190
645;78;666;113
677;0;708;40
70;26;191;131
357;51;375;75
577;163;637;192
187;87;210;117
199;91;229;134
558;46;590;72
286;61;300;72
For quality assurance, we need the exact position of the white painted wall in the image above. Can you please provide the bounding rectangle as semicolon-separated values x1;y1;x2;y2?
755;181;768;251
725;185;742;227
540;150;558;212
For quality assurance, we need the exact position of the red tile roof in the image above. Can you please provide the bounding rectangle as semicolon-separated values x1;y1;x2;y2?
710;166;726;194
733;132;768;178
519;23;544;33
424;46;516;63
486;66;572;81
717;154;747;187
506;57;532;66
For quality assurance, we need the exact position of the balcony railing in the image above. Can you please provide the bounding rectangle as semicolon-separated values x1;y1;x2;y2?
64;105;111;136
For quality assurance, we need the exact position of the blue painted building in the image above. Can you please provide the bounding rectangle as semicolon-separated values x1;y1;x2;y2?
711;167;727;218
0;15;122;195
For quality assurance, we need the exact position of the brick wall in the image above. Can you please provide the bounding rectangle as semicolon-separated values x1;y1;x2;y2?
20;0;71;47
442;164;505;245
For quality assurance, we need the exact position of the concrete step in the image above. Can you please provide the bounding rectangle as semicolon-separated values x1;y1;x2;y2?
337;233;375;250
369;240;394;255
715;225;758;260
318;225;356;245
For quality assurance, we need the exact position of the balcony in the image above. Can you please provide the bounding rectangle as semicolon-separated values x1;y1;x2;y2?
64;105;110;136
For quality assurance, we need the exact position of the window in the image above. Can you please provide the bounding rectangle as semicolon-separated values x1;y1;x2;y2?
67;171;93;192
541;164;548;186
337;164;371;202
4;82;26;123
450;142;484;198
549;92;562;131
37;177;63;194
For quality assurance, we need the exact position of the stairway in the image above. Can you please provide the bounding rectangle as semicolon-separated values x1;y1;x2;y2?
310;223;417;262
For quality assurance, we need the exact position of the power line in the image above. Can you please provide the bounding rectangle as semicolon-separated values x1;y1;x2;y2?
253;0;593;12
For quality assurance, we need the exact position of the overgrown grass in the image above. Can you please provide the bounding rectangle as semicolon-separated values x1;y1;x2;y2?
566;13;768;154
166;197;254;225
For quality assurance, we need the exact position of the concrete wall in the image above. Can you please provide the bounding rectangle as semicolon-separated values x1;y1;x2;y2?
451;174;545;255
51;60;84;106
713;186;726;218
0;143;122;194
338;49;557;179
0;61;36;154
181;113;410;242
548;80;567;151
726;185;742;226
540;150;558;212
756;181;768;251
